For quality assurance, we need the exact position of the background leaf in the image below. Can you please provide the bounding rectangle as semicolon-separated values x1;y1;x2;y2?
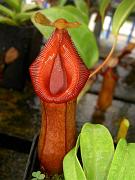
57;0;67;6
0;4;14;18
74;0;89;17
0;16;17;25
99;0;111;23
107;139;135;180
80;123;114;180
63;136;86;180
32;6;99;68
63;6;89;24
15;12;34;23
112;0;135;36
69;25;98;68
4;0;21;12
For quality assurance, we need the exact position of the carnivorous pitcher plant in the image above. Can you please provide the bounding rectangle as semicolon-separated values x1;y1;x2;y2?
30;15;90;174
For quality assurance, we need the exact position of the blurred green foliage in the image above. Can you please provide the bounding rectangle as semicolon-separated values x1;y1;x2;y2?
0;0;40;25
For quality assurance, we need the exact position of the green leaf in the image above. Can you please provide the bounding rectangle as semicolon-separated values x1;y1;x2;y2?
112;0;135;36
74;0;89;17
107;139;135;180
69;25;98;68
32;171;41;177
63;135;87;180
99;0;111;23
15;12;34;23
32;6;99;68
80;123;114;180
0;16;17;25
4;0;21;12
38;174;45;180
0;4;14;18
63;6;89;24
57;0;67;6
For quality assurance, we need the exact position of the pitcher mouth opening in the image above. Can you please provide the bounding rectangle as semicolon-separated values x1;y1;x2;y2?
30;28;90;103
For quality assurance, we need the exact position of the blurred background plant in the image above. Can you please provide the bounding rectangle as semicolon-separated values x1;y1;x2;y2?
0;0;43;90
0;0;41;26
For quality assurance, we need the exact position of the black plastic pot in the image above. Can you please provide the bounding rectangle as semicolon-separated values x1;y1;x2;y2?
0;24;42;90
23;134;40;180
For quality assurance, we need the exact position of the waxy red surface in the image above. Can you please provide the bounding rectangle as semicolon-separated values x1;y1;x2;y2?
30;29;90;103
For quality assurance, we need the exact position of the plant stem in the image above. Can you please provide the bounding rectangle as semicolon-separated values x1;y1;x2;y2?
89;37;117;79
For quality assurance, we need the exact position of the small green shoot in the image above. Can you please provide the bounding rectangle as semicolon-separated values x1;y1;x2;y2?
32;171;45;180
